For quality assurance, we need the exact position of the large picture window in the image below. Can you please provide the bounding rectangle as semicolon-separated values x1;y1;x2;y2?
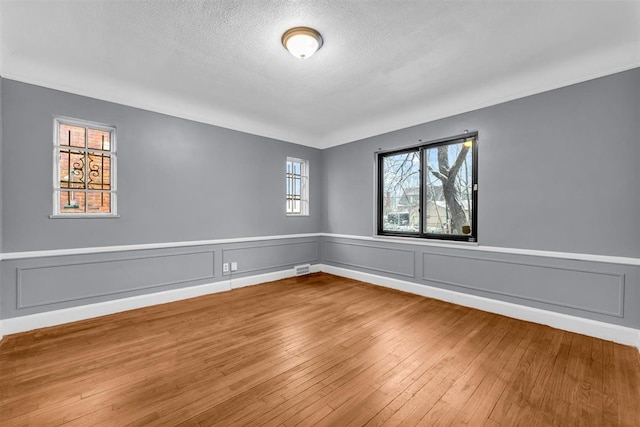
53;117;117;217
378;132;477;242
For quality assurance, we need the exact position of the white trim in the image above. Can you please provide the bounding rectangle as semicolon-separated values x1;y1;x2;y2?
320;264;640;350
316;63;640;149
0;280;231;336
49;214;120;219
0;264;637;352
285;157;309;216
0;265;321;337
2;232;640;266
4;63;639;150
52;116;118;217
230;264;321;289
0;233;322;260
323;233;640;266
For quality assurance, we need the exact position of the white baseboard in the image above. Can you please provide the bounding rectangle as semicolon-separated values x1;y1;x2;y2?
229;264;322;289
0;265;322;338
0;280;232;336
320;264;640;351
1;263;638;352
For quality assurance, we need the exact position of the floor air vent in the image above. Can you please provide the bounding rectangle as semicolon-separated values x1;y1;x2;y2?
294;264;311;276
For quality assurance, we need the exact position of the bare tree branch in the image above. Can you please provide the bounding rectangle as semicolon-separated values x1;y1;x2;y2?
437;146;450;177
427;165;447;183
436;144;470;235
448;145;470;184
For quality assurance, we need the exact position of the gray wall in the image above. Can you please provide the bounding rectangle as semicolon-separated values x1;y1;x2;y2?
322;68;640;330
0;78;322;319
0;77;3;323
0;77;3;250
323;68;640;258
2;70;640;333
1;79;322;252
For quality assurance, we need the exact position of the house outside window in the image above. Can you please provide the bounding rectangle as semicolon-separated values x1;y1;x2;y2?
378;132;477;242
52;117;117;217
286;157;309;216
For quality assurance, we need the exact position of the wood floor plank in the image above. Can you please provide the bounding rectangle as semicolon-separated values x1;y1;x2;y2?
1;272;638;426
421;317;526;426
196;296;467;427
450;320;533;425
377;315;504;426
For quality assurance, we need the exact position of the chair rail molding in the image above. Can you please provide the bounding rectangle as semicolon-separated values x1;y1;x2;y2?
2;233;640;265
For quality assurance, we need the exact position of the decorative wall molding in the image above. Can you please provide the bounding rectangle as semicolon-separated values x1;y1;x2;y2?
1;265;321;337
2;280;231;337
324;240;415;278
2;232;640;266
0;233;323;261
222;240;319;276
4;63;638;150
16;250;216;309
324;233;640;266
421;251;625;318
230;264;322;289
320;264;640;351
0;263;637;351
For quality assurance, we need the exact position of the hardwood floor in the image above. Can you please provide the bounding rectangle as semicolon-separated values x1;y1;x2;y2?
1;272;639;426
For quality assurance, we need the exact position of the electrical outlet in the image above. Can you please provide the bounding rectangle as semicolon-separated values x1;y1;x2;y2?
231;261;238;271
223;263;229;273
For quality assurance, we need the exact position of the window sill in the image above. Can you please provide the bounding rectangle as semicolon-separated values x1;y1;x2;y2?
286;214;310;217
373;234;479;248
49;214;120;219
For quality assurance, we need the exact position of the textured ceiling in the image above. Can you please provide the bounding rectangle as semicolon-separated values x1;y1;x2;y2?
1;1;639;149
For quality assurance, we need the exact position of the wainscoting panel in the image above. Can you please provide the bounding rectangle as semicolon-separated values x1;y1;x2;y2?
324;240;415;278
17;251;215;309
2;236;325;320
422;251;624;317
222;240;319;275
318;235;640;328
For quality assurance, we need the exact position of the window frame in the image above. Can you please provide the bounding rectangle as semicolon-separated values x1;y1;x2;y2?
285;157;309;216
51;116;118;218
377;132;478;242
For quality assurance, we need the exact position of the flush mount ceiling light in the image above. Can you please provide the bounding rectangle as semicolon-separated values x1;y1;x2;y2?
281;27;323;59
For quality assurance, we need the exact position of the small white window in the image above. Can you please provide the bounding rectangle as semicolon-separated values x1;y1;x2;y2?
286;157;309;216
52;117;117;217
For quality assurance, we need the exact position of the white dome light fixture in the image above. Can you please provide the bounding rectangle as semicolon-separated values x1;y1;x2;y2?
282;27;323;59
